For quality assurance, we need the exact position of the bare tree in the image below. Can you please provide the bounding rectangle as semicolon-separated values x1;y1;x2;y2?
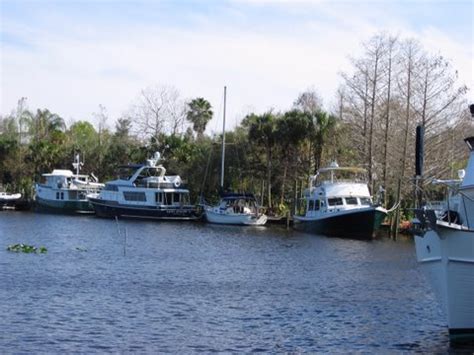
411;54;469;181
293;88;324;113
130;85;187;141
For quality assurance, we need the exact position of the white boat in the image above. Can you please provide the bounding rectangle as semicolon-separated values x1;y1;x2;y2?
205;193;267;225
35;154;104;213
88;152;200;220
0;191;22;201
293;162;387;239
413;136;474;342
203;86;267;226
0;191;23;209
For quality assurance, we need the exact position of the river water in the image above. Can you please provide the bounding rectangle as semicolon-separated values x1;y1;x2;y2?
0;211;467;353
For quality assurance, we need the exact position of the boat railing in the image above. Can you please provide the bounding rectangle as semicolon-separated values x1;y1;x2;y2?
313;179;367;187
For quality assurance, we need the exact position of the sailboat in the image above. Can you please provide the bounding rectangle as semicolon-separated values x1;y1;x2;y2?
203;87;267;226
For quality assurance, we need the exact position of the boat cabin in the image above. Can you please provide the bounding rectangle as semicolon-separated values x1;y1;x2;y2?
218;194;259;214
99;155;191;208
39;170;99;191
300;163;374;217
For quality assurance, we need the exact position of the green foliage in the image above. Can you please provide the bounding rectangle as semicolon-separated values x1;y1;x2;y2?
7;244;47;254
186;98;213;138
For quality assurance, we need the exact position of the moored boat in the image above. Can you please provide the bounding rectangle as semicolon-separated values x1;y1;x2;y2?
88;152;200;220
293;162;387;239
202;86;268;226
413;126;474;342
0;191;23;210
35;154;104;213
204;193;267;225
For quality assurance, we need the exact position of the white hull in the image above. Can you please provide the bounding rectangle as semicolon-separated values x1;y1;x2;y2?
205;208;267;225
0;192;22;201
415;225;474;339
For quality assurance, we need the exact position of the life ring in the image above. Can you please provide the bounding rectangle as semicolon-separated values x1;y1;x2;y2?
174;180;181;188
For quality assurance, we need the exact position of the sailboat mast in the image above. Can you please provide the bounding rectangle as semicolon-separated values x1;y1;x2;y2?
220;86;227;188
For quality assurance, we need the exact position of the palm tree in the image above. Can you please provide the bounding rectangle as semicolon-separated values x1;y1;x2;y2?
275;110;312;205
28;109;65;143
243;112;278;208
312;110;337;172
186;98;213;139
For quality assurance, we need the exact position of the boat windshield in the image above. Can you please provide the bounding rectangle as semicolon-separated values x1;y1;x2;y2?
117;166;139;180
221;197;257;207
316;169;367;185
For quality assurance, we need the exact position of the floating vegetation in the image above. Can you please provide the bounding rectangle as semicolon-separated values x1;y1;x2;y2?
6;244;47;254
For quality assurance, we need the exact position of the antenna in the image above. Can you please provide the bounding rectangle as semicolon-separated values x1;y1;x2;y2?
72;153;83;175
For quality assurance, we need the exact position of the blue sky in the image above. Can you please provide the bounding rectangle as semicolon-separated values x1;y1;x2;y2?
1;0;473;131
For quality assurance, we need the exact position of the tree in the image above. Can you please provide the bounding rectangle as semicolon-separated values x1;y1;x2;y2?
275;110;312;205
67;121;98;172
311;110;337;172
23;109;66;179
186;98;213;139
294;89;323;113
243;111;278;208
28;109;65;143
131;85;186;141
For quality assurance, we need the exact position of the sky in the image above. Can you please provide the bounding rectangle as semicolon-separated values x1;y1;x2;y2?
1;0;473;133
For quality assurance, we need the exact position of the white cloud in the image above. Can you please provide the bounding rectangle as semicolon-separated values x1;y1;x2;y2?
1;1;472;132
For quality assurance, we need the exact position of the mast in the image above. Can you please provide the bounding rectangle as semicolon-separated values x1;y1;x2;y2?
220;86;227;188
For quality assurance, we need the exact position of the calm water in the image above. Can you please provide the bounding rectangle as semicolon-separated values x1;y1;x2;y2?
0;211;466;353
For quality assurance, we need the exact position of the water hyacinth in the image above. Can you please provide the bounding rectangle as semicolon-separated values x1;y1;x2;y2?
6;244;47;254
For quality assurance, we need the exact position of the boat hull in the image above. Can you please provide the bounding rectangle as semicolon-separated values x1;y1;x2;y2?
0;197;30;210
35;196;94;213
205;209;267;225
89;198;200;221
415;227;474;342
293;207;386;240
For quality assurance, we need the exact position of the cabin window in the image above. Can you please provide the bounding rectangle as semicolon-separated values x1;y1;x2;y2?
328;197;343;206
314;200;320;211
164;192;173;205
308;200;314;211
156;192;163;204
173;193;180;203
61;192;64;200
104;184;118;191
123;191;146;202
56;192;60;200
360;197;371;206
345;197;358;205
